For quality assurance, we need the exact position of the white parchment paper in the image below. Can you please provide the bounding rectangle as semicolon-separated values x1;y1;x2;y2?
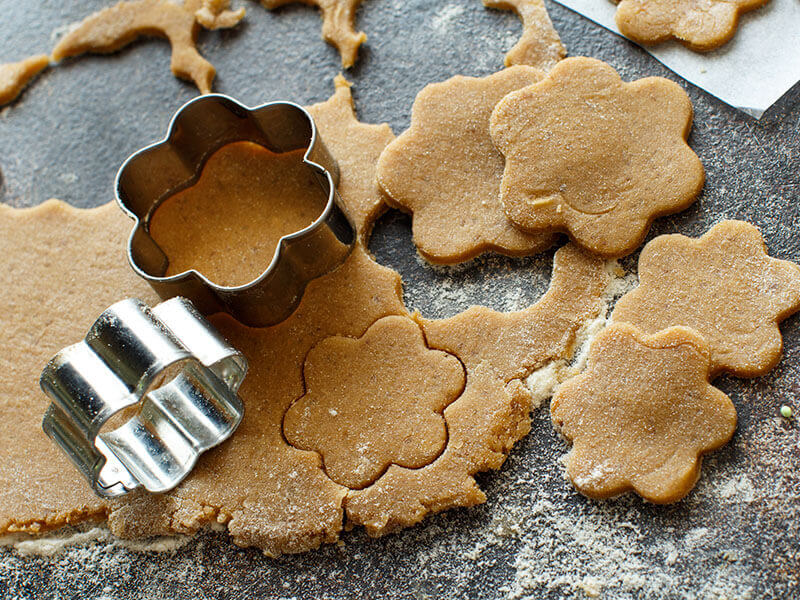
553;0;800;118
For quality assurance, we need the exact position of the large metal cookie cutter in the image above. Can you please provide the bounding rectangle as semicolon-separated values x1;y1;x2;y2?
116;94;355;328
40;297;247;498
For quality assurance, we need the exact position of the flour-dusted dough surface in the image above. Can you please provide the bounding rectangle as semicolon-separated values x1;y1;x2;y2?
612;0;770;51
0;55;49;107
377;66;557;264
612;220;800;377
483;0;565;71
150;143;324;287
51;0;244;94
551;323;737;503
346;244;609;534
0;201;156;534
307;75;395;240
284;315;465;490
259;0;366;68
0;78;608;554
490;56;704;258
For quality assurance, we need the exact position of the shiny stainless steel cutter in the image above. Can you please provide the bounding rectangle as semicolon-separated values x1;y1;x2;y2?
115;94;355;328
41;95;354;497
40;297;247;498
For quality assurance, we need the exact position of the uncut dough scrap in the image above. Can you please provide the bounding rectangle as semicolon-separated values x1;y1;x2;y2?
551;323;737;504
483;0;565;71
259;0;366;68
612;220;800;377
284;316;466;490
490;56;704;258
612;0;770;52
51;0;245;94
0;79;609;553
377;66;557;264
0;55;50;107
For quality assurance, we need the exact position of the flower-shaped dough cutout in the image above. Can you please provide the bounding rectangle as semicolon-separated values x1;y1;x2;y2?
489;57;704;258
0;55;50;107
148;141;327;288
52;0;245;94
283;316;466;490
551;323;737;504
259;0;367;68
612;0;770;52
377;66;557;264
613;220;800;377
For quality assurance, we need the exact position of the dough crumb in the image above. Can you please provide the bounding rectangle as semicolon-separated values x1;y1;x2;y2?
258;0;367;68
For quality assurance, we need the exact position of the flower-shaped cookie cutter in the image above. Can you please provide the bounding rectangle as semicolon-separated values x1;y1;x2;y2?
40;297;247;498
116;94;355;327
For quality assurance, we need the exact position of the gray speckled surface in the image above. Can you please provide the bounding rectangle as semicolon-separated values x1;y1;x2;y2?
1;1;799;598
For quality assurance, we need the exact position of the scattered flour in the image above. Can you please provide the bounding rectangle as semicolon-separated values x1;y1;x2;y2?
432;4;467;34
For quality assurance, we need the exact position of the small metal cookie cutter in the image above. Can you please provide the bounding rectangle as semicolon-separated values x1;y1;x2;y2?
40;297;247;498
116;94;355;328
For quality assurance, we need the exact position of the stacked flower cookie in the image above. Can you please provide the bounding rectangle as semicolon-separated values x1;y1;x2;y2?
376;56;800;503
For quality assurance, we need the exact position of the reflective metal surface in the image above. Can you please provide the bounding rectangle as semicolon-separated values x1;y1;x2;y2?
40;297;247;498
116;96;356;328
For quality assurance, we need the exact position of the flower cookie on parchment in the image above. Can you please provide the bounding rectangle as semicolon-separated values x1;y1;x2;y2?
612;0;770;52
489;57;704;258
612;220;800;377
551;323;737;504
376;66;557;264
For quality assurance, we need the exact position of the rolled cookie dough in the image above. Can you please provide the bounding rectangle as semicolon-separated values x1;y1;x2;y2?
51;0;245;94
612;0;770;52
150;143;325;287
0;78;609;553
192;0;246;30
0;55;49;107
483;0;565;71
284;315;466;490
258;0;367;68
376;66;557;264
551;323;737;504
612;220;800;377
490;57;704;258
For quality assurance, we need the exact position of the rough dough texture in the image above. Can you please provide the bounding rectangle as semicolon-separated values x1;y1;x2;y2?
192;0;246;30
259;0;366;68
307;75;395;241
0;201;156;534
490;56;704;258
150;143;324;287
0;78;609;553
376;66;557;264
551;323;737;504
51;0;245;94
612;0;770;52
346;244;609;534
0;55;50;107
284;316;466;490
612;220;800;377
483;0;565;71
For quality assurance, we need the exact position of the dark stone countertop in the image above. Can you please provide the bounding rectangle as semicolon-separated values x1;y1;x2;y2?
0;1;798;598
